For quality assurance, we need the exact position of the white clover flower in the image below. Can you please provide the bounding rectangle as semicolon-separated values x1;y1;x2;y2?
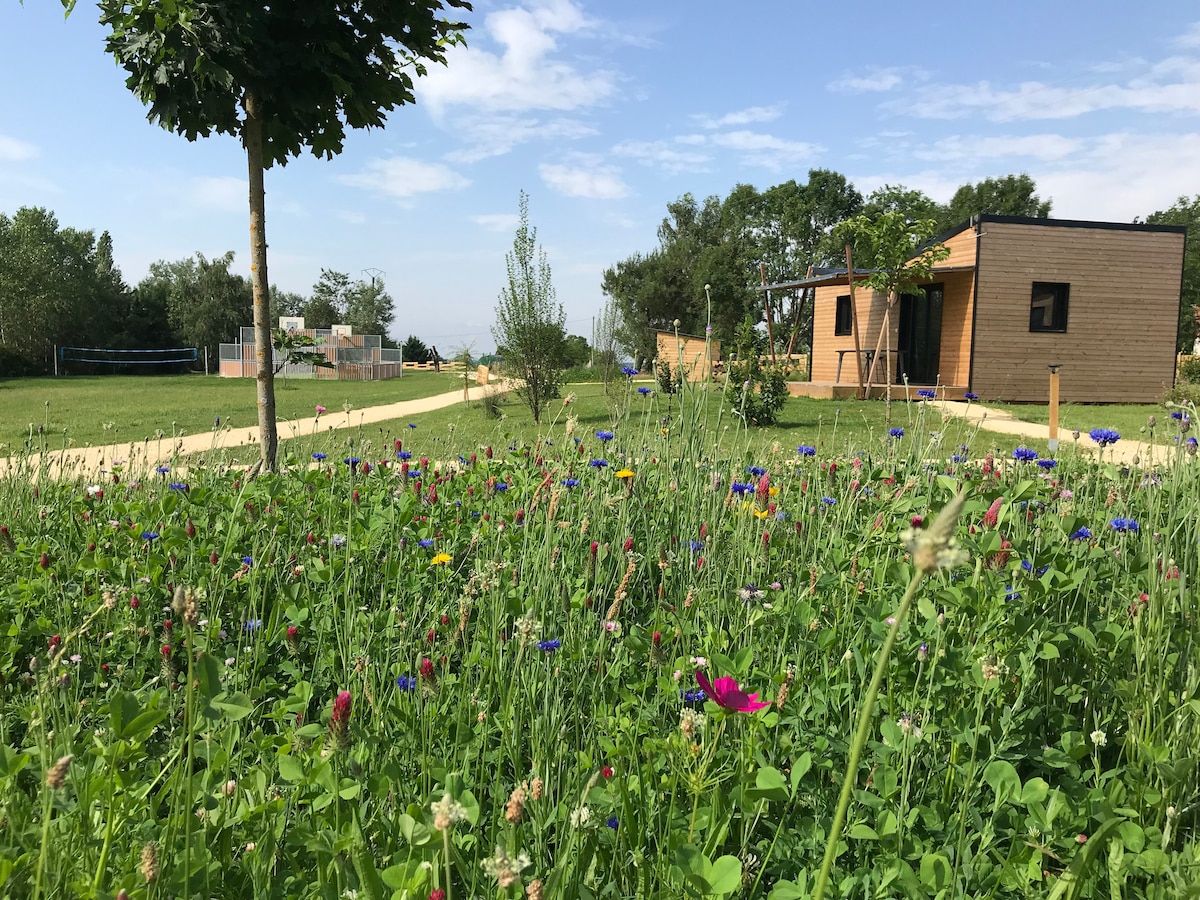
431;793;467;830
1090;729;1108;748
569;806;593;829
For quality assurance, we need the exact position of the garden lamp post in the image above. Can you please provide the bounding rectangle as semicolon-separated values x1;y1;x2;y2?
1047;364;1063;452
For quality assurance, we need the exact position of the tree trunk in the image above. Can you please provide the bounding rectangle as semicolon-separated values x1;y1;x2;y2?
244;89;278;471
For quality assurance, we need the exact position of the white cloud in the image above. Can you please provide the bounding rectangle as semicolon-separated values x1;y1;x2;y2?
896;56;1200;121
539;160;629;199
416;0;615;114
471;213;520;232
829;68;904;93
190;176;245;212
336;157;469;200
911;133;1081;163
1174;22;1200;49
692;105;784;129
445;115;597;163
0;134;37;162
611;139;711;174
708;130;822;170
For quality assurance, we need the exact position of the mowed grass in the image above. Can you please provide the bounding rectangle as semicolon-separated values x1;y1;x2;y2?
240;380;1060;471
0;372;464;450
985;400;1191;445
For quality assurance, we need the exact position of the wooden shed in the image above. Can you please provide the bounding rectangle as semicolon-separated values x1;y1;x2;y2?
655;329;720;382
764;215;1186;402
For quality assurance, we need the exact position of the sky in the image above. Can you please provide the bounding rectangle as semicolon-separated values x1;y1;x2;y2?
3;0;1200;353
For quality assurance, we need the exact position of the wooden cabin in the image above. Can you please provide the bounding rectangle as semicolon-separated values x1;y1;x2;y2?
655;330;721;382
767;215;1186;402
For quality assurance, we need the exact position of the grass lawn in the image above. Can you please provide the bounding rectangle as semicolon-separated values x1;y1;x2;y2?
209;381;1061;470
0;371;463;450
984;400;1192;445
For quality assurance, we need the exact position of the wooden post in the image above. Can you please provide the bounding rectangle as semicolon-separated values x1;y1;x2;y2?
1047;364;1061;451
844;246;866;400
760;263;777;366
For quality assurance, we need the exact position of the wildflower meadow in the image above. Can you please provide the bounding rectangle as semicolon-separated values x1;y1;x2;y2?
1;383;1198;899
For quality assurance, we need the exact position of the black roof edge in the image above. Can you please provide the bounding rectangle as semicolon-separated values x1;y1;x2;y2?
973;214;1187;234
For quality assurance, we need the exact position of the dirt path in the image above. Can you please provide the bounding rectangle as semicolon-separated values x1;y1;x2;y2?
0;381;513;481
934;400;1180;466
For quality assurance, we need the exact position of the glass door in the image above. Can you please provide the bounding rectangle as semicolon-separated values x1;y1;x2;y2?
897;283;943;385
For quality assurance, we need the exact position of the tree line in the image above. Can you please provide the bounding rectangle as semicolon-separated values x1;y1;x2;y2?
602;173;1200;365
0;206;395;376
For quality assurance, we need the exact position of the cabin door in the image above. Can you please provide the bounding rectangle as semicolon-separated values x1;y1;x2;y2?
897;283;943;385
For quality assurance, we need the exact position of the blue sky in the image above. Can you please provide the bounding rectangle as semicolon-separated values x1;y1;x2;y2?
3;0;1200;352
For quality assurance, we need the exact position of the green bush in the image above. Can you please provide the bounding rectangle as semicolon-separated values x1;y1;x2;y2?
1177;355;1200;384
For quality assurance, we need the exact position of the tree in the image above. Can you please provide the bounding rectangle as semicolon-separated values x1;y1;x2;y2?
81;0;472;470
344;277;396;342
492;192;566;424
1143;195;1200;352
0;207;117;372
402;335;431;364
138;251;252;367
942;174;1051;229
861;184;944;225
834;211;951;399
561;334;591;368
305;269;352;328
272;327;333;376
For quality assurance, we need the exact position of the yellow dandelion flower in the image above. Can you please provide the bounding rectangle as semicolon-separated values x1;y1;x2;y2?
431;553;452;566
753;509;770;519
614;469;635;479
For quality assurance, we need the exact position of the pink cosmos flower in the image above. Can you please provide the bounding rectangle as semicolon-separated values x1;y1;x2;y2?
694;670;770;713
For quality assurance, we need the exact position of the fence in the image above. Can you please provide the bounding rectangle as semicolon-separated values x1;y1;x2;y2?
218;328;403;380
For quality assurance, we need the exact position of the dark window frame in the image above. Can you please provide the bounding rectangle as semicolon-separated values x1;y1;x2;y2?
834;294;852;336
1029;282;1069;333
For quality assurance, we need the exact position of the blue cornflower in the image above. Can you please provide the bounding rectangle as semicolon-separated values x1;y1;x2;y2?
331;533;347;549
596;430;615;442
242;556;253;566
562;478;580;488
1188;437;1199;449
1089;428;1120;447
397;450;412;460
495;482;508;492
214;417;220;426
1069;526;1092;541
1005;587;1020;602
888;428;905;439
637;386;652;395
681;689;707;703
408;423;417;429
621;366;638;377
746;465;766;477
964;392;979;401
1111;517;1140;533
796;445;817;456
407;470;422;478
141;531;159;542
917;389;937;399
418;539;434;549
821;496;836;505
155;465;170;474
589;459;608;468
169;482;189;491
538;639;561;652
1021;559;1033;571
730;482;752;495
689;540;704;552
1171;411;1188;420
1012;447;1038;462
312;452;327;461
1037;458;1057;469
344;457;360;467
244;619;262;632
396;675;417;692
951;454;968;463
606;816;619;830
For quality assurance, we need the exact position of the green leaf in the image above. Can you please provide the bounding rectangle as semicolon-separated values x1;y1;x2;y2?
278;754;305;784
920;853;952;890
213;692;254;721
749;766;790;802
707;856;742;895
1020;777;1049;806
983;759;1021;805
790;753;812;792
767;878;806;900
196;651;222;699
848;823;879;840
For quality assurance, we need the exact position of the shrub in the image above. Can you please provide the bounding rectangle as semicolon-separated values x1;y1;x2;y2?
1178;355;1200;384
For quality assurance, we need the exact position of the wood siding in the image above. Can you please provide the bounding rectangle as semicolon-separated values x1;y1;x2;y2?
939;226;979;269
971;222;1184;402
811;284;892;384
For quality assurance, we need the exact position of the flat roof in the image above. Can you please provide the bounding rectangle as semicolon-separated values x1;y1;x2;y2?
758;264;976;293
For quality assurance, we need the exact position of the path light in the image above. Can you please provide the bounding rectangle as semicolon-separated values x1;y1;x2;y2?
1047;364;1063;452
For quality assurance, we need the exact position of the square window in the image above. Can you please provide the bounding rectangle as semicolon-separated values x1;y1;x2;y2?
1030;282;1069;332
834;295;852;336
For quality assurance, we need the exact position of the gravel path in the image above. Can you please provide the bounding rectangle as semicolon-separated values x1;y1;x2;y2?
0;380;513;481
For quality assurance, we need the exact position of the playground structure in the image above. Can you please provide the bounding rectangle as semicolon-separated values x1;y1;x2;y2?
218;321;402;380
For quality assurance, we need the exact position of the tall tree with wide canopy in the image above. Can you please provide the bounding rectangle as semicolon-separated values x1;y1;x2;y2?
72;0;471;470
941;173;1052;230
